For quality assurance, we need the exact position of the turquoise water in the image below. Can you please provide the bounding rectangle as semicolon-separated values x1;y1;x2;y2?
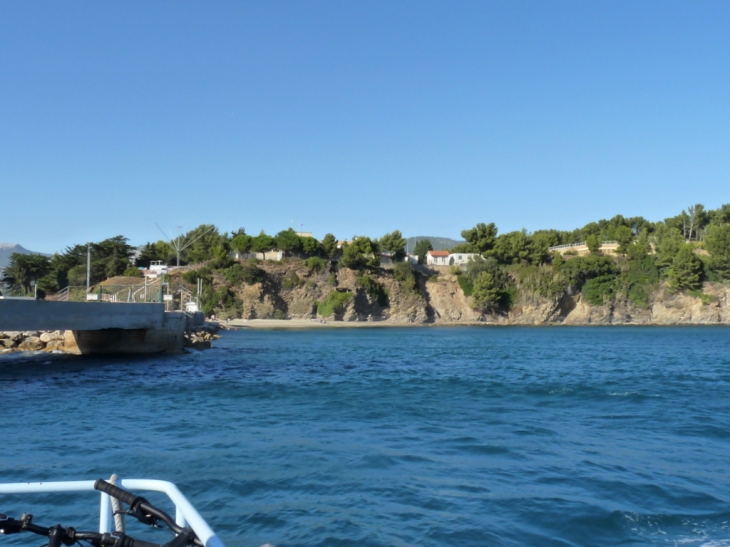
1;327;730;547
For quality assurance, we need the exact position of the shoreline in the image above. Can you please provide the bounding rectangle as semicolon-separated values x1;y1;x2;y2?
218;319;730;330
224;319;428;329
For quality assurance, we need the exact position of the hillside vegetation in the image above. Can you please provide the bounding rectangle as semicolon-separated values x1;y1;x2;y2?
4;203;730;324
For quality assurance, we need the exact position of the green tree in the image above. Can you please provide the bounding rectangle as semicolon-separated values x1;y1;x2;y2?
321;233;339;258
653;225;685;275
626;242;649;262
530;230;560;265
614;225;634;254
551;252;564;268
668;245;703;291
461;222;498;255
275;228;302;255
379;230;407;261
586;234;601;255
703;223;730;279
472;272;500;312
251;232;276;254
4;253;51;296
301;236;323;257
135;241;170;268
184;225;228;264
413;239;433;264
340;237;380;270
708;203;730;225
230;233;253;254
449;242;477;253
489;230;533;265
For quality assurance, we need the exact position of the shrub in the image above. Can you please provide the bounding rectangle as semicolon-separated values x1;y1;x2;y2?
182;270;199;284
221;260;265;285
393;261;418;293
273;309;287;319
183;268;212;285
628;284;651;308
688;290;718;306
317;290;353;317
123;267;143;278
357;274;389;306
281;271;303;290
519;265;567;300
623;256;659;309
209;256;234;270
328;272;338;286
466;257;510;289
458;275;474;296
305;256;328;272
582;275;616;306
201;286;242;317
561;255;617;290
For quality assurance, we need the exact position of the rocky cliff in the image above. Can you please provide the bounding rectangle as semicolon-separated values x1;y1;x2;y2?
211;261;730;326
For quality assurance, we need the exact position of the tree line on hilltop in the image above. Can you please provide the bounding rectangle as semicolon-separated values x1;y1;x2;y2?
3;203;730;318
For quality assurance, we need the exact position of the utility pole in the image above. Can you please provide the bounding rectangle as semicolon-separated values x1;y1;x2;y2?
86;243;91;292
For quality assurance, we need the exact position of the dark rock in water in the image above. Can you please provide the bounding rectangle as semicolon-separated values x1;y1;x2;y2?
183;327;220;350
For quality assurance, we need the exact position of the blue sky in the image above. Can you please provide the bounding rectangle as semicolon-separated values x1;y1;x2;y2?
1;1;729;253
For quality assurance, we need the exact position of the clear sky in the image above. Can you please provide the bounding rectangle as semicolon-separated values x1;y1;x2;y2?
1;1;729;253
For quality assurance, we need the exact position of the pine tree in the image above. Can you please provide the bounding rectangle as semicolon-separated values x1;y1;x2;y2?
668;245;703;291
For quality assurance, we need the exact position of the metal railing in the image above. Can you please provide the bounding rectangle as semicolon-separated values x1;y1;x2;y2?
548;240;618;251
49;281;167;304
0;478;225;547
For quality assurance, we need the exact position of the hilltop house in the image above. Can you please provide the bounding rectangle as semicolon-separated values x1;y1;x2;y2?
449;252;481;265
426;250;481;266
231;250;285;261
426;250;450;266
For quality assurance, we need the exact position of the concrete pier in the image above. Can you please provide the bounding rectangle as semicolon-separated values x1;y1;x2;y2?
0;300;186;354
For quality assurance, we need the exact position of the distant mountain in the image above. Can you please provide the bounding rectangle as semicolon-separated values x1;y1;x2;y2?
0;243;47;270
405;236;465;254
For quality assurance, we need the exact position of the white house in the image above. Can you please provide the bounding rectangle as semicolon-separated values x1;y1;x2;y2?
231;250;285;261
426;250;450;266
449;253;481;265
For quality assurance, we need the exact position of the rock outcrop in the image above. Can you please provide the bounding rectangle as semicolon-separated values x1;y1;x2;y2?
208;261;730;326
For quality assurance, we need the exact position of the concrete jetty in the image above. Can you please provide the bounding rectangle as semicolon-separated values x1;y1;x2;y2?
0;299;192;354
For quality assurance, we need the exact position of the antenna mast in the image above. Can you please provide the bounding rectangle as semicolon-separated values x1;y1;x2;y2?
155;224;216;267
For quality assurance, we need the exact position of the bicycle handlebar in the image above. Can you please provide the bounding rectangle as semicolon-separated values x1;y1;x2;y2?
94;479;143;508
0;481;202;547
93;479;185;535
0;512;186;547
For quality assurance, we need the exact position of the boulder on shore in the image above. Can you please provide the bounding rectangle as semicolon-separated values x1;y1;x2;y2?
17;336;44;351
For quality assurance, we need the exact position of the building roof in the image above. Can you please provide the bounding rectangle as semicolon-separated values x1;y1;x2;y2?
427;250;450;257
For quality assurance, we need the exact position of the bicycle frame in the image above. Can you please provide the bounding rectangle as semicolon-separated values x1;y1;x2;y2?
0;479;225;547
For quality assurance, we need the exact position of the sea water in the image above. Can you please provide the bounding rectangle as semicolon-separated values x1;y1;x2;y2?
1;327;729;547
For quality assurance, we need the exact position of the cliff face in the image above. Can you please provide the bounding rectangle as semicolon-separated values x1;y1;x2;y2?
216;261;730;326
